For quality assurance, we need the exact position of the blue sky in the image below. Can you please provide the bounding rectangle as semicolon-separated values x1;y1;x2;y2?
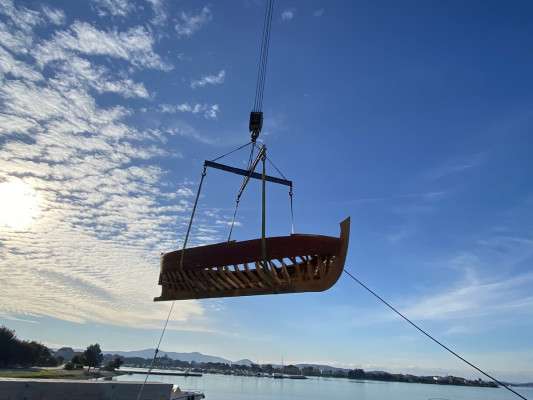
1;0;532;383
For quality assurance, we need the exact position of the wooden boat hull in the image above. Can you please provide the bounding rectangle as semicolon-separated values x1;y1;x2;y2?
154;217;350;301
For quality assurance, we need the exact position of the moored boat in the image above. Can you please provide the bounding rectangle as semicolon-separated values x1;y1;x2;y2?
170;385;205;400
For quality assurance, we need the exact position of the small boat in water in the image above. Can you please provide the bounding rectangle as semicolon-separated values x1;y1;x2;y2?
170;385;205;400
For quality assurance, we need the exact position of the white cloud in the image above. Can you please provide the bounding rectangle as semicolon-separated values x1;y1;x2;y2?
146;0;167;25
175;6;213;38
90;0;134;17
54;56;150;98
281;8;296;21
191;69;225;89
42;6;66;25
313;8;324;17
0;46;43;81
159;103;220;119
33;21;173;71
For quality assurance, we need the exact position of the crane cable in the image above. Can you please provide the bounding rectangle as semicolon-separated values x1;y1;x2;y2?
253;0;274;112
343;269;528;400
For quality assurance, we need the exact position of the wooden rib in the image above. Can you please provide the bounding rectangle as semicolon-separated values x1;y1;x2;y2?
316;255;326;278
233;264;254;287
254;261;274;287
191;270;212;292
219;266;243;289
211;269;233;291
200;269;225;291
225;266;248;289
306;259;314;280
279;259;291;284
161;272;173;289
289;257;303;282
267;261;283;285
244;263;265;287
216;267;237;289
189;270;208;292
169;271;182;290
179;270;197;291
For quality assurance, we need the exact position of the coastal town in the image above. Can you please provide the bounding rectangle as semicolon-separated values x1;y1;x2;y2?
2;336;496;389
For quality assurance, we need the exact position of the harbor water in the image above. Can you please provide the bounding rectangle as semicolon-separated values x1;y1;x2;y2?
113;370;532;400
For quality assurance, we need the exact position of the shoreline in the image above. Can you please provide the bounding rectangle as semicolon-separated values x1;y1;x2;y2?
0;367;130;380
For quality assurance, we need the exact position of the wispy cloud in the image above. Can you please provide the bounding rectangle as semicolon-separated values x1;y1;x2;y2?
347;191;446;205
42;6;66;25
425;152;487;180
191;69;225;89
159;103;220;119
32;21;173;71
313;8;324;17
399;271;533;323
90;0;134;17
281;8;296;21
175;6;212;38
146;0;167;26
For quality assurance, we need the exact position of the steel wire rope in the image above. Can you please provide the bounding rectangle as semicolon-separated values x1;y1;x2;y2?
257;142;295;233
211;142;252;162
343;269;528;400
228;145;258;241
253;0;274;112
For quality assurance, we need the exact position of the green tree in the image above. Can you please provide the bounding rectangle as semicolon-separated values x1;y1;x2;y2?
348;368;366;379
0;326;17;367
82;343;103;371
0;326;54;367
71;354;83;367
104;356;123;371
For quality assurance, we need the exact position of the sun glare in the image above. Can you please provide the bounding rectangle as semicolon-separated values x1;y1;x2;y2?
0;178;42;229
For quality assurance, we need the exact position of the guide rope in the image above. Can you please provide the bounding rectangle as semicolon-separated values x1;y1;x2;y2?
135;301;176;400
343;269;528;400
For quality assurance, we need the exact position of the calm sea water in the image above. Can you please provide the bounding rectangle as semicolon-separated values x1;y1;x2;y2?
113;370;532;400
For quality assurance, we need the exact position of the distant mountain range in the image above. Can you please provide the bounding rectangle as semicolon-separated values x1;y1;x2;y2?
104;348;254;366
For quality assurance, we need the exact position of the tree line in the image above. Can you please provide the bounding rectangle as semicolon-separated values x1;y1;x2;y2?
0;326;122;372
0;326;56;367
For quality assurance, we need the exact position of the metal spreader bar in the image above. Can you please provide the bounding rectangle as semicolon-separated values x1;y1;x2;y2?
204;160;292;187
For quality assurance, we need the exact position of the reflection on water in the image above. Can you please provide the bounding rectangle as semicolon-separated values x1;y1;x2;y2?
114;369;532;400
